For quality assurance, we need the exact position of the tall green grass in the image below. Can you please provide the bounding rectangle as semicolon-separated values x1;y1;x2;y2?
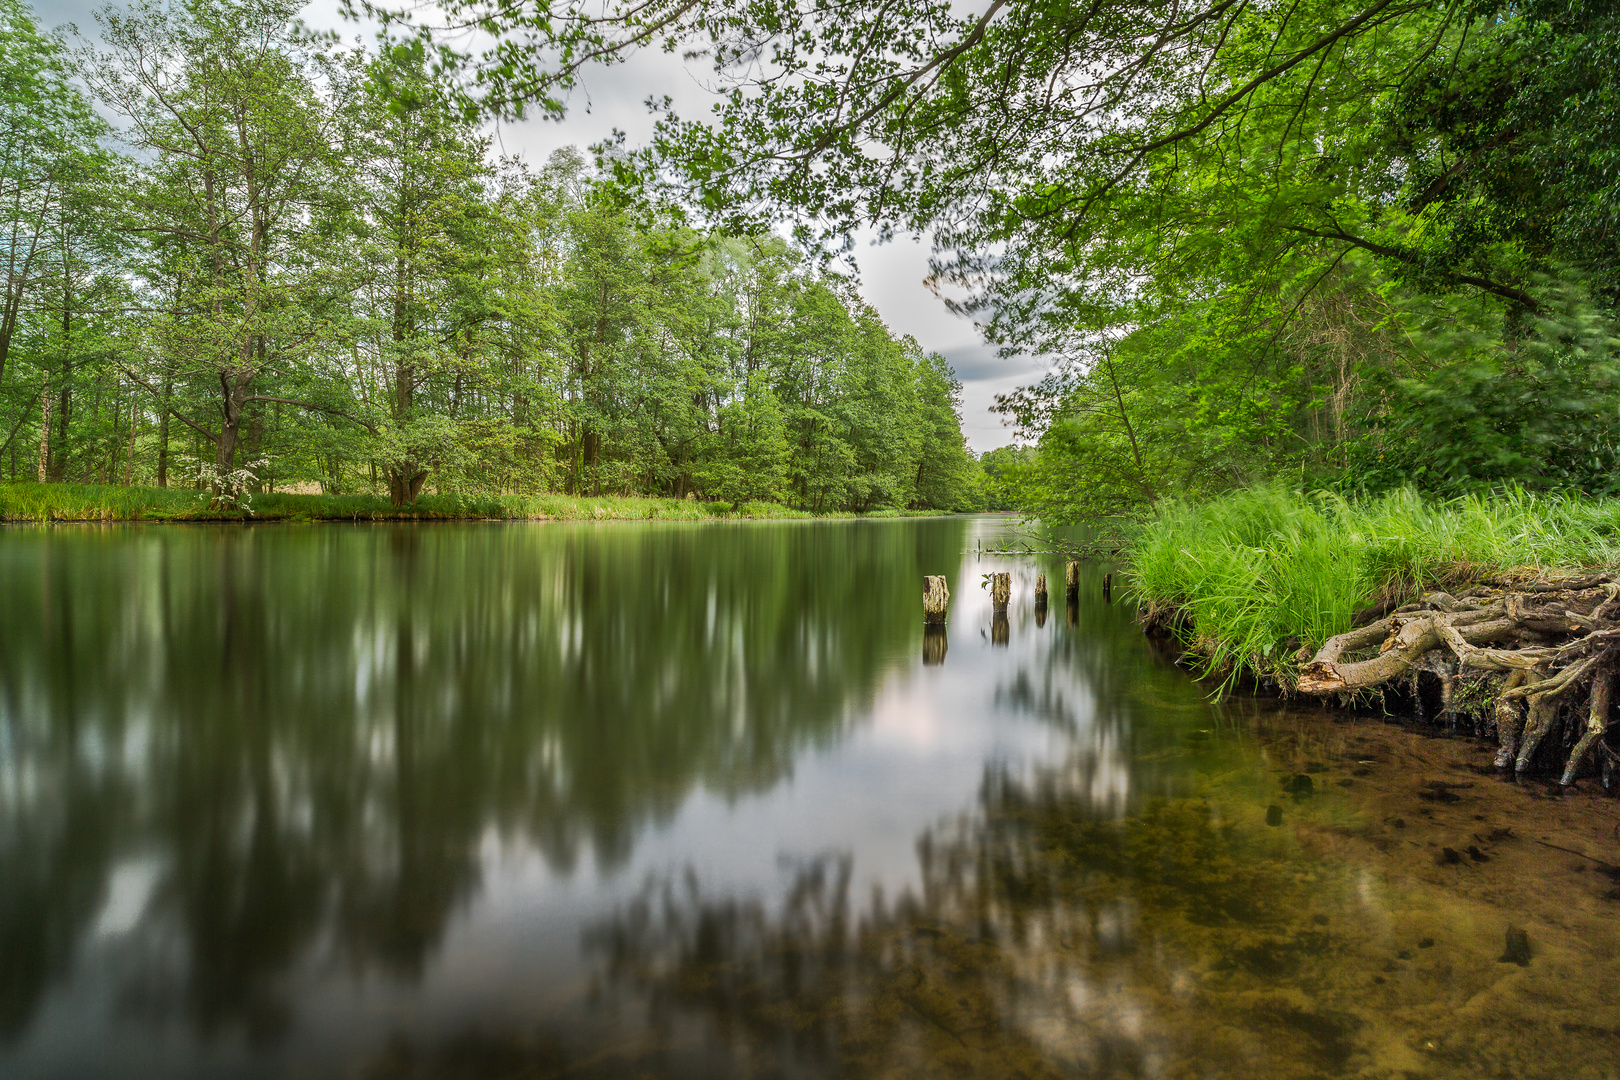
1128;485;1620;685
0;482;946;524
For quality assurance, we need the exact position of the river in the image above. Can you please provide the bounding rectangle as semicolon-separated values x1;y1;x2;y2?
1;516;1617;1078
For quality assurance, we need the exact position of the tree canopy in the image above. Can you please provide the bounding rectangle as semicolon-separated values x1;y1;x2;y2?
383;0;1620;518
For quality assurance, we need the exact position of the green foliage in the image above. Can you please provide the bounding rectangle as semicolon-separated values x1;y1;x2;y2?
1129;485;1620;687
0;0;978;514
693;389;792;507
1389;0;1620;305
1349;285;1620;495
397;0;1620;520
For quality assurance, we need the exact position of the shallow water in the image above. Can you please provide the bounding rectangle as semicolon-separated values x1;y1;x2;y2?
1;516;1618;1079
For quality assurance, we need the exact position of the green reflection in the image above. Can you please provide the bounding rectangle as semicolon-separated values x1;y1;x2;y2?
10;525;1611;1079
365;616;1620;1080
0;519;967;1043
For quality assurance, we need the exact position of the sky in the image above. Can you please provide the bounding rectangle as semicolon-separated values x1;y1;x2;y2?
35;0;1046;451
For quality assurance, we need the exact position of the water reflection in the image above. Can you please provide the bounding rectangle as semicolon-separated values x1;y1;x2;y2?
0;520;965;1050
991;611;1010;646
366;583;1265;1079
369;592;1620;1080
566;769;1328;1079
8;521;1612;1079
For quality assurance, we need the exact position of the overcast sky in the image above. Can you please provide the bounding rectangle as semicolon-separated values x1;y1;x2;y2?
36;0;1044;451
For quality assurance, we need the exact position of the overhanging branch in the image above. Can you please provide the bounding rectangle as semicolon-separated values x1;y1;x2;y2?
1282;224;1541;311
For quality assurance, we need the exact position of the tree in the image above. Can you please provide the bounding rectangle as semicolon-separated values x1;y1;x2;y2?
88;0;351;486
5;0;981;512
349;50;559;505
0;0;112;474
910;349;979;511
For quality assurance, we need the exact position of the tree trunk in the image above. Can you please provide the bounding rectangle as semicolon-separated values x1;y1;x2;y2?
388;468;429;508
123;392;139;486
156;375;173;487
214;369;253;484
36;383;51;482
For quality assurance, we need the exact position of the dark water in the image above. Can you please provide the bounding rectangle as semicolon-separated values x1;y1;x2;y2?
3;517;1620;1079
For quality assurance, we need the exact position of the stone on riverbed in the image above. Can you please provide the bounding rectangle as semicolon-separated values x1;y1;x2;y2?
1499;926;1532;966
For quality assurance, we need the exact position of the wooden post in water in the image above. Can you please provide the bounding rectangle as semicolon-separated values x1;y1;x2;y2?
1035;573;1048;604
923;575;950;624
1102;571;1112;603
1065;561;1080;598
991;572;1010;611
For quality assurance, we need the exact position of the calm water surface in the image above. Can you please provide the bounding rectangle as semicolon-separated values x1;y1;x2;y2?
3;517;1619;1079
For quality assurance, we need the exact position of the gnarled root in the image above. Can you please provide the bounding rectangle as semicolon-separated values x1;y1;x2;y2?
1562;669;1614;786
1298;579;1620;780
1493;670;1529;770
1512;655;1601;772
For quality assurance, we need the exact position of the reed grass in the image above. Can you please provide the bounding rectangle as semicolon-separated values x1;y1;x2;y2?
0;483;944;524
1128;485;1620;686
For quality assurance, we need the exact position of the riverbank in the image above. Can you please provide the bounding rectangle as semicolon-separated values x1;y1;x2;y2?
1127;486;1620;780
0;482;953;524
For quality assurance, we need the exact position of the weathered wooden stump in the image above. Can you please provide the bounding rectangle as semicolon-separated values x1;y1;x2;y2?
1066;597;1078;628
1035;603;1047;629
923;625;948;665
1102;571;1112;603
991;611;1010;646
1035;573;1048;604
923;575;950;624
991;572;1010;611
1065;561;1080;598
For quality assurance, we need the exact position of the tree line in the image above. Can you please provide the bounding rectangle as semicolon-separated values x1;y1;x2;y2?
0;0;982;511
391;0;1620;521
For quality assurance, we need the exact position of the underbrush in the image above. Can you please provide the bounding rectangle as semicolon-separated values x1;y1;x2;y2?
1128;485;1620;687
0;483;949;524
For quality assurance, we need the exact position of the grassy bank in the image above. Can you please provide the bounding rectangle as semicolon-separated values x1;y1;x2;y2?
1128;485;1620;686
0;482;953;524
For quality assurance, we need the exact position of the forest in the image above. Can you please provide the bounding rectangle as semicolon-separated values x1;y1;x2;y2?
380;0;1616;522
0;0;981;513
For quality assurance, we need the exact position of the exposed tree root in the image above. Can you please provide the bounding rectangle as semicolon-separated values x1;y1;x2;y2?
1298;575;1620;783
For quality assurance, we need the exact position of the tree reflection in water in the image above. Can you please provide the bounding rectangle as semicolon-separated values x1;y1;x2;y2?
563;767;1354;1079
366;605;1353;1080
8;527;1607;1078
365;743;1360;1080
0;520;966;1048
